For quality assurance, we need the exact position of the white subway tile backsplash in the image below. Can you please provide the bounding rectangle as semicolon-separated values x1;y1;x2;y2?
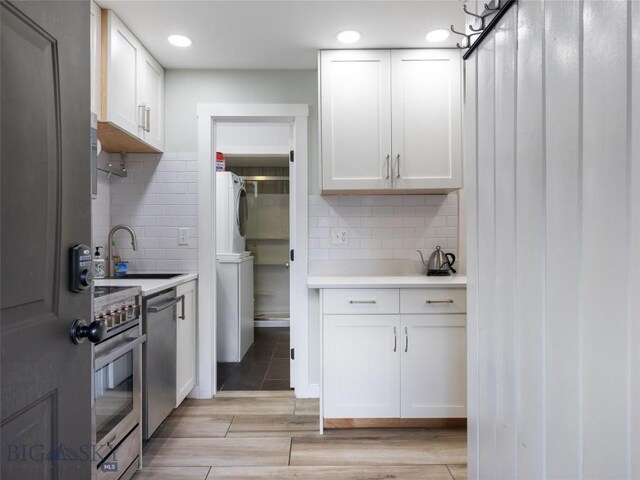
437;226;457;237
308;193;458;262
309;227;329;238
309;206;329;217
104;152;199;272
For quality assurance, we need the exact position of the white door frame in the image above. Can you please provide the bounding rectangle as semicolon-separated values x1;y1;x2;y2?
193;103;309;399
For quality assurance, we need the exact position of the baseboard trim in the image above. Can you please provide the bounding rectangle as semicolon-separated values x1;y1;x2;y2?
323;418;467;429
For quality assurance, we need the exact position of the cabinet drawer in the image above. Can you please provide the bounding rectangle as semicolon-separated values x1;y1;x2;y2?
96;425;140;480
400;288;466;314
323;289;399;315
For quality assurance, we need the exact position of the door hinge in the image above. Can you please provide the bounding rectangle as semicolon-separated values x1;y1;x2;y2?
289;150;294;163
290;249;294;261
290;348;295;360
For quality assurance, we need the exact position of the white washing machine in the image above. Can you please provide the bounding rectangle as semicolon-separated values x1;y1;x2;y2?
216;172;248;254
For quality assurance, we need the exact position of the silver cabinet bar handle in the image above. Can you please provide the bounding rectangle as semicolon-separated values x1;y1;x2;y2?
404;326;408;352
145;107;151;132
348;300;377;304
148;295;185;313
138;104;146;130
385;154;390;180
179;295;186;320
393;326;397;352
396;154;401;179
425;299;454;304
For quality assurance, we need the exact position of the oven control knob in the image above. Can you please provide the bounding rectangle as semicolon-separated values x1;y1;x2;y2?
69;318;106;345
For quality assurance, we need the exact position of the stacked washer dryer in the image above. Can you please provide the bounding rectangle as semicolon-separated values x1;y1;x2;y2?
216;172;254;362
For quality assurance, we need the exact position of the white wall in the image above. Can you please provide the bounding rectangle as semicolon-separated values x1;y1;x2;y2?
465;1;640;479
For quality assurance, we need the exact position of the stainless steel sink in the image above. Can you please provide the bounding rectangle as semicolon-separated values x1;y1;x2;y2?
106;273;183;280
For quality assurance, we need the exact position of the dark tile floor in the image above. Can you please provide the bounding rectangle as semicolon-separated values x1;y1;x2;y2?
217;327;291;391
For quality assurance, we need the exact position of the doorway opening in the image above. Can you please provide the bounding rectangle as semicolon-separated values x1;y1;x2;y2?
217;151;292;391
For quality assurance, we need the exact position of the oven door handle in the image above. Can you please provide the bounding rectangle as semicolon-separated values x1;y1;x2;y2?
147;296;184;314
95;335;146;370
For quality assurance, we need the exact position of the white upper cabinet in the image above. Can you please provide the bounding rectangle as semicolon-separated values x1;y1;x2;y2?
391;50;462;190
320;50;392;191
99;9;164;153
90;1;101;118
137;49;164;150
319;49;461;193
104;10;141;136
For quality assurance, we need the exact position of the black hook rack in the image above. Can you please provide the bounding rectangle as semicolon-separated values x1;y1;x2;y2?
448;0;518;58
462;0;516;59
463;5;489;32
450;24;481;49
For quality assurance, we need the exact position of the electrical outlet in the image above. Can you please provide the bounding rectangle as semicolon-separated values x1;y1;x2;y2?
331;228;348;245
178;228;189;246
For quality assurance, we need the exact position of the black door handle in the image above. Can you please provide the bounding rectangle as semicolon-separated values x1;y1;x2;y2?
70;319;106;345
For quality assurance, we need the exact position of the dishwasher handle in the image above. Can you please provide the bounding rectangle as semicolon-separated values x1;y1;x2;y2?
147;295;184;314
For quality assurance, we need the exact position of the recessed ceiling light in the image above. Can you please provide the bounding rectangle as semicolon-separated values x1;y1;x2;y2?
426;29;451;43
336;30;361;44
168;34;192;47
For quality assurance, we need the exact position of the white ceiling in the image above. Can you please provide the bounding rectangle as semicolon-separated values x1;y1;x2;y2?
97;1;465;69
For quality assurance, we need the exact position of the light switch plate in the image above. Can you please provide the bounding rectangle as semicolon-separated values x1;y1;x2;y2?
331;228;348;245
178;227;189;245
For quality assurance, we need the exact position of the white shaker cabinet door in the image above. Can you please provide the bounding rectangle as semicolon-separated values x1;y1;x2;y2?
137;49;164;150
323;315;400;418
400;314;466;418
90;1;101;118
176;280;197;406
391;49;462;191
320;50;392;191
104;10;142;136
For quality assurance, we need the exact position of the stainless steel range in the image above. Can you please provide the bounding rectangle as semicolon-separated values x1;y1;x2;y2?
92;286;145;480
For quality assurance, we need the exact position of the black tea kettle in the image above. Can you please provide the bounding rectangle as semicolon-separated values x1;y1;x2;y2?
417;246;457;276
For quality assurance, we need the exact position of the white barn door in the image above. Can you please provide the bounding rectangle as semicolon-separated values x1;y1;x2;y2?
465;1;640;478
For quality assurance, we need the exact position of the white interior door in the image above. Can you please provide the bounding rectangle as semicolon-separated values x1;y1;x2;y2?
320;50;392;191
391;49;462;190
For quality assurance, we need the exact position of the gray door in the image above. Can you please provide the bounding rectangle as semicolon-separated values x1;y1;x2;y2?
1;1;92;479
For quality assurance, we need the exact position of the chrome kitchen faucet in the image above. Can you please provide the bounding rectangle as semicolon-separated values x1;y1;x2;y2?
107;224;138;276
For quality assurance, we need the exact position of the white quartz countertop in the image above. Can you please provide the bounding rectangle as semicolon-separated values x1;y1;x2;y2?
94;272;198;296
307;274;467;289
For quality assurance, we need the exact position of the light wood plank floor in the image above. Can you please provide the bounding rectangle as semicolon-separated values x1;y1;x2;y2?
134;391;467;480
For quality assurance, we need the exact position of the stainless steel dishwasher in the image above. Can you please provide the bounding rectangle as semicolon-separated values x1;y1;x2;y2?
142;288;184;440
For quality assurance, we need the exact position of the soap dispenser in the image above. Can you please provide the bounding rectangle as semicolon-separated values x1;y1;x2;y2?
93;246;106;279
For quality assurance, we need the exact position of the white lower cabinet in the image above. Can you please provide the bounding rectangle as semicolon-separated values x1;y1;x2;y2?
176;280;197;406
217;256;255;362
322;287;466;419
400;315;466;418
323;315;400;418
